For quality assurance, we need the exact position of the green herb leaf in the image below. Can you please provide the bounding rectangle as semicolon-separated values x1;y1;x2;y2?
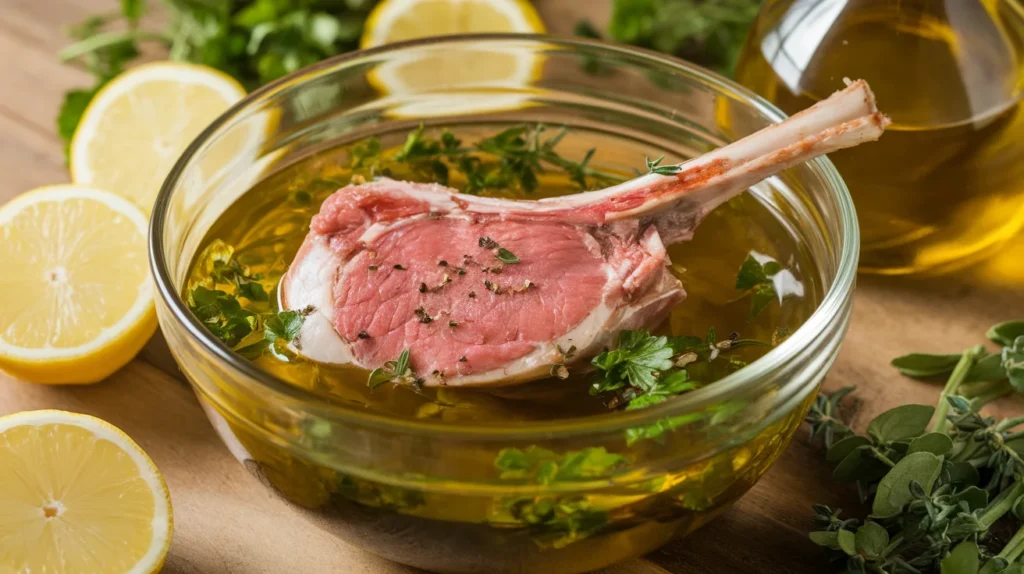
866;404;934;443
496;248;520;264
826;435;870;464
624;413;702;445
987;321;1024;347
854;521;888;559
808;530;840;549
953;486;989;512
735;254;769;290
734;254;786;318
871;452;943;518
57;88;100;160
263;310;304;344
367;348;412;391
907;432;954;456
591;330;674;394
1002;336;1024;392
946;461;981;486
236;280;268;302
891;353;963;378
495;446;627;483
836;528;857;556
942;540;980;574
967;352;1007;383
120;0;144;23
606;0;761;75
645;155;683;176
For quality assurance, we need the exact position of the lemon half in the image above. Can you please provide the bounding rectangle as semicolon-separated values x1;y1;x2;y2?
0;410;173;573
0;185;155;384
361;0;546;118
69;62;247;213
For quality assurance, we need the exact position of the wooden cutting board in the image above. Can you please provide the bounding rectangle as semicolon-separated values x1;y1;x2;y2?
2;1;1023;572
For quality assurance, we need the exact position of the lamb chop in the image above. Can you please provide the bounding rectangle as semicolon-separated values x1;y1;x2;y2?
280;80;887;388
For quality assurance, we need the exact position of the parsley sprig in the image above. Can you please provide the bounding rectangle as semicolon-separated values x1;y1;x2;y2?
57;0;377;157
492;446;628;549
585;0;763;77
735;254;786;318
186;247;306;359
188;285;306;360
589;328;767;444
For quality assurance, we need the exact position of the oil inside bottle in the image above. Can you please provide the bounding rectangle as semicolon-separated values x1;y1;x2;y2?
736;0;1024;274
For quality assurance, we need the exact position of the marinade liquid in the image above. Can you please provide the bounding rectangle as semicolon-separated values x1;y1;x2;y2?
186;124;823;421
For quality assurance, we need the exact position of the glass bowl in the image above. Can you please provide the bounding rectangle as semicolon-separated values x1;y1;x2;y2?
150;35;859;574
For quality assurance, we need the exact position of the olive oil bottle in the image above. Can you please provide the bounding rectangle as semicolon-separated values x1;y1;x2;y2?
736;0;1024;275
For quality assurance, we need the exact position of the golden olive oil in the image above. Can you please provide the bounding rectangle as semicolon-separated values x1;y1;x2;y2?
187;124;826;570
186;124;822;421
737;0;1024;274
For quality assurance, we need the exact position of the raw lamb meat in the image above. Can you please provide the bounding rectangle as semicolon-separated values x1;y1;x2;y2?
280;80;887;387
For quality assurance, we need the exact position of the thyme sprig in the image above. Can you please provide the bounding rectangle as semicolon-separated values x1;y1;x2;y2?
349;124;626;194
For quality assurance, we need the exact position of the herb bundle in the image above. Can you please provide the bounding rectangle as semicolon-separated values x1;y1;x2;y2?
186;246;306;359
57;0;378;154
807;321;1024;574
350;124;625;195
579;0;763;76
492;445;628;548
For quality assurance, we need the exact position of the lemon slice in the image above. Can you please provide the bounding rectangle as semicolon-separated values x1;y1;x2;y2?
0;410;173;573
0;185;155;384
361;0;546;118
69;62;247;213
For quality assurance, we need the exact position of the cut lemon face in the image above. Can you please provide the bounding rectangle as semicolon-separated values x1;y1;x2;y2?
361;0;546;118
69;62;247;213
0;185;155;384
0;410;172;573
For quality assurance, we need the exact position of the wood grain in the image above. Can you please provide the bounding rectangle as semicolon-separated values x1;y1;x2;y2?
1;0;1023;573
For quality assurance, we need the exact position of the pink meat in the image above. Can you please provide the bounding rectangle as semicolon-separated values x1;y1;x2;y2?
280;80;888;387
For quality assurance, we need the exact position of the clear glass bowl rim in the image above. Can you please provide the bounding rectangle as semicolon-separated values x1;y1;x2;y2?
149;33;860;440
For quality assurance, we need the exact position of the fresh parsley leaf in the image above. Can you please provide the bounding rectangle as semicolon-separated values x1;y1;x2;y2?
494;446;627;484
606;0;762;76
57;88;100;160
735;254;785;318
263;310;304;344
591;330;675;394
625;413;702;445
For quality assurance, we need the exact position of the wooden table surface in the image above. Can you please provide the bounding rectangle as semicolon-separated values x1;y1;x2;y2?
3;1;1023;572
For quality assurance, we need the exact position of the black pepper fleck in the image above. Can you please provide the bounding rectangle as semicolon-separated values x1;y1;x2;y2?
438;260;448;267
368;265;378;271
458;356;467;362
478;236;498;249
357;331;370;339
468;291;476;298
414;307;433;324
419;283;428;293
448;321;458;327
394;264;407;270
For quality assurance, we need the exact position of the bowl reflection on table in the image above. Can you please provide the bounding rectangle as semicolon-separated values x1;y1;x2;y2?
149;35;858;574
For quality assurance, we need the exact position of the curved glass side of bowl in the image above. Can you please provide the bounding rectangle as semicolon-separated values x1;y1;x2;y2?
151;37;856;574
